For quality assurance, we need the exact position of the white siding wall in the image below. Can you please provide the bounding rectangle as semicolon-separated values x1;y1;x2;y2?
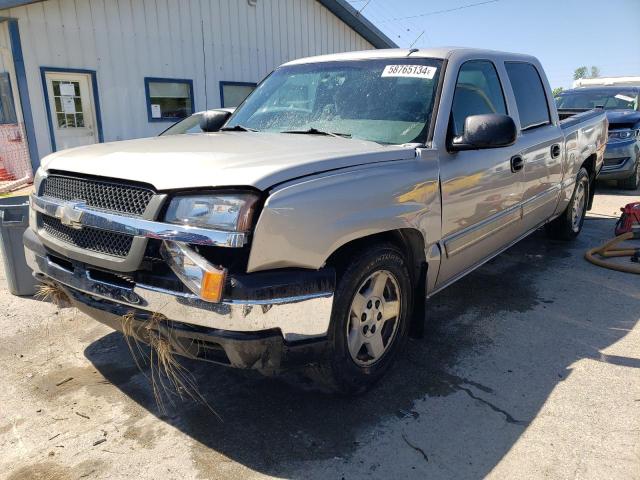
0;23;10;73
0;0;374;160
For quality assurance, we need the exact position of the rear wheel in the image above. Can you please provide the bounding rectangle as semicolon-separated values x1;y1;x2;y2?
311;243;412;395
545;167;589;240
617;159;639;190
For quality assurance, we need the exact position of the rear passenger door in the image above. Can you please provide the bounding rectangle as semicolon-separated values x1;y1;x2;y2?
504;62;564;231
437;60;524;286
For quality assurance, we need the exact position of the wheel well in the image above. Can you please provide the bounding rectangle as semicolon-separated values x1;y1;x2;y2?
581;154;597;209
325;229;427;338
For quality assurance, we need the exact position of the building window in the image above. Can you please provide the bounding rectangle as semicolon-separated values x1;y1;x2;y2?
145;77;194;122
0;72;17;124
51;79;84;128
220;81;256;108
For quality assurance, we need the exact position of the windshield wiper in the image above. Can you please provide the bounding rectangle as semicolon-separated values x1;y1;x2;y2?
221;124;259;132
281;128;351;138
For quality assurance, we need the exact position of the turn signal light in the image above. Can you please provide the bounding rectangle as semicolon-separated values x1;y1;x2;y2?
201;270;226;303
161;241;227;303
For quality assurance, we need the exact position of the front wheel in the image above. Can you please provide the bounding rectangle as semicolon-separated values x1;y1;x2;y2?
311;243;413;395
545;167;589;241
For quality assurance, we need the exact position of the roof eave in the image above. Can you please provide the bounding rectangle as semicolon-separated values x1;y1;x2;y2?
315;0;398;49
0;0;41;10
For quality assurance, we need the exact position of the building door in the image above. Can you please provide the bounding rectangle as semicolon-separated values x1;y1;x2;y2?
44;71;98;151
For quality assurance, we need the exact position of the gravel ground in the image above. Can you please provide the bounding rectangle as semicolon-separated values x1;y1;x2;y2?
0;184;638;480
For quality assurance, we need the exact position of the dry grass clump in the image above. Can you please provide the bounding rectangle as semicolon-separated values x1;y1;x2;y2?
120;311;147;372
119;311;219;419
34;283;216;415
35;283;70;307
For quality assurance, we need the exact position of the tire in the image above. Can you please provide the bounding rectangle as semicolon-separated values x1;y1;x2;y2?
546;167;590;241
617;160;639;190
310;243;413;395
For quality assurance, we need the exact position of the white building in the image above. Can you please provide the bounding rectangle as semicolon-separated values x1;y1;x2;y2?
573;76;640;88
0;0;394;187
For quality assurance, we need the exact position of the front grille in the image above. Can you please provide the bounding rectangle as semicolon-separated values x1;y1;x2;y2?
42;215;133;257
42;174;154;216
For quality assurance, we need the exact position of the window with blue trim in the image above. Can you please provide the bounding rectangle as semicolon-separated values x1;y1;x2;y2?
0;72;17;124
145;78;194;122
220;81;256;108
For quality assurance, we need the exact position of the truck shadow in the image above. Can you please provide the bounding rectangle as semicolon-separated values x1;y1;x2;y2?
84;219;639;479
595;180;640;196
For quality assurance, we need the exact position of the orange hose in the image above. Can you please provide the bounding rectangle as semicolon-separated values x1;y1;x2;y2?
584;232;640;274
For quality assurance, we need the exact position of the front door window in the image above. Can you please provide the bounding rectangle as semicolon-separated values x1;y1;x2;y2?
451;60;507;136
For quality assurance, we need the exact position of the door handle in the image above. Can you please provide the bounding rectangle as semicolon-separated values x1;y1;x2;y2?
551;144;561;158
510;155;524;173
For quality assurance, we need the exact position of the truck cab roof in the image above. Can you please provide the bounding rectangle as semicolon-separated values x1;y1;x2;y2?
282;47;539;66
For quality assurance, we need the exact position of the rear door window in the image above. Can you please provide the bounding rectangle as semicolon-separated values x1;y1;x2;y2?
505;62;551;131
451;60;507;136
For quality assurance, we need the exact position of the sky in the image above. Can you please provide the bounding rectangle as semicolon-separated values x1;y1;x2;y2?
346;0;640;89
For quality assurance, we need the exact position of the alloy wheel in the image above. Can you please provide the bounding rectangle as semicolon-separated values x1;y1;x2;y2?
346;270;401;366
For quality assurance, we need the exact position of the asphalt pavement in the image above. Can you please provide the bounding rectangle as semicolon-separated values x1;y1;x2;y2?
1;184;638;480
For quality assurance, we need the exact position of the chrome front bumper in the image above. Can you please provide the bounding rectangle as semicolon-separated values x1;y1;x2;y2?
24;231;334;342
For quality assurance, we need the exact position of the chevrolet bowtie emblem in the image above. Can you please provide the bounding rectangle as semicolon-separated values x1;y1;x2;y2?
59;201;85;229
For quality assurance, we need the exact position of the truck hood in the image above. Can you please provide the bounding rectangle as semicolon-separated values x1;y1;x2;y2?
41;132;416;191
605;110;640;128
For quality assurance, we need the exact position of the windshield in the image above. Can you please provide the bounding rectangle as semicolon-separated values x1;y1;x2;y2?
555;89;639;111
160;113;204;135
226;58;443;144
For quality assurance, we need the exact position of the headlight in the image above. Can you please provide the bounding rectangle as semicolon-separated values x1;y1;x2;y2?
33;167;46;191
608;129;637;140
165;193;259;232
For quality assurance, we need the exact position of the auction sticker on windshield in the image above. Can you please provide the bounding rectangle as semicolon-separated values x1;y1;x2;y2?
381;65;437;79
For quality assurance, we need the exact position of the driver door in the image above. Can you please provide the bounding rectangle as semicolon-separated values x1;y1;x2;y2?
436;60;524;287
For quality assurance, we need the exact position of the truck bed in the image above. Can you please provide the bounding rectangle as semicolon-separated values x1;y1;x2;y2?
558;107;603;125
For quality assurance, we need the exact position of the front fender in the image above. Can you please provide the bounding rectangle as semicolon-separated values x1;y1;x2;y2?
247;155;441;273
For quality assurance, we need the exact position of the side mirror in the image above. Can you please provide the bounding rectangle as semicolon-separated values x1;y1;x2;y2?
450;114;517;151
199;109;233;132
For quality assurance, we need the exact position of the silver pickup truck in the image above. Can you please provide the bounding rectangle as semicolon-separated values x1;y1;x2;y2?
24;48;607;394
